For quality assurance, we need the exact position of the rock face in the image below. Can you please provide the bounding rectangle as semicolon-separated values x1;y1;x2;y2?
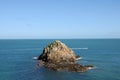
38;40;95;72
38;40;76;62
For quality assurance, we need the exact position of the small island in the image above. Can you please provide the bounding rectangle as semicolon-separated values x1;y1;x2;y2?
37;40;95;72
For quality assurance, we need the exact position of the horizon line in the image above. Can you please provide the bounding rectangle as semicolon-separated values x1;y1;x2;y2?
0;38;120;40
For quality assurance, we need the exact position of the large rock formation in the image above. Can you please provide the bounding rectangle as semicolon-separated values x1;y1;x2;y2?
38;40;95;72
38;40;76;62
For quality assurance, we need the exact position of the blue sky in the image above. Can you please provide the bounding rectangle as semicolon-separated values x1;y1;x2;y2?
0;0;120;39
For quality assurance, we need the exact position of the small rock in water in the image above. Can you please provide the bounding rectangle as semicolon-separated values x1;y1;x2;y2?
75;55;82;60
37;40;95;72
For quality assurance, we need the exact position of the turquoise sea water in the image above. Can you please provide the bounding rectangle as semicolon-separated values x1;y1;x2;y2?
0;39;120;80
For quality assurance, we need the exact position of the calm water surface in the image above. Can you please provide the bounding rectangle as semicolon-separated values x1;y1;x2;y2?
0;39;120;80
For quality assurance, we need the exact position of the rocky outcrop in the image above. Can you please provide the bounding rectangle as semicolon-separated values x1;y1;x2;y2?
38;40;95;72
38;40;76;62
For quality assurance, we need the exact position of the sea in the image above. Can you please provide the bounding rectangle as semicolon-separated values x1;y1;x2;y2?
0;39;120;80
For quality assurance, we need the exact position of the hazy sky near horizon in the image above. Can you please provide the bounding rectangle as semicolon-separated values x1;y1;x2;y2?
0;0;120;39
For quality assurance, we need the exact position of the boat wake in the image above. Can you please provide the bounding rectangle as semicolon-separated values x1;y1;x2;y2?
71;48;88;50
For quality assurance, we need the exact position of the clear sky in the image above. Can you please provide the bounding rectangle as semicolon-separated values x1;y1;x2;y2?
0;0;120;39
